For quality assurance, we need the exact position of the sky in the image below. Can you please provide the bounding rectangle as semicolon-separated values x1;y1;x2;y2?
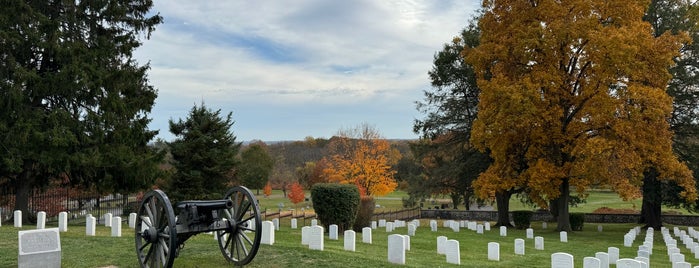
133;1;481;142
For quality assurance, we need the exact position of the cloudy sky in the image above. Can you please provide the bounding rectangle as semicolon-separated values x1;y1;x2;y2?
134;1;480;142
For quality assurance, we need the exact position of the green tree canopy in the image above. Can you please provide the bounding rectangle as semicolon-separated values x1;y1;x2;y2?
239;142;275;194
168;104;241;201
0;0;163;221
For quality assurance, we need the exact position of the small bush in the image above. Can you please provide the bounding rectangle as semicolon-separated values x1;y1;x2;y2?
353;196;375;232
512;210;533;229
570;213;585;231
311;183;360;232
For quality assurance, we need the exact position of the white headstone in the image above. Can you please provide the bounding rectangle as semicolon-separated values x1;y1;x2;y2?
371;221;377;229
36;212;46;229
128;213;137;229
671;252;685;264
18;228;61;268
477;224;484;234
542;222;547;229
500;226;507;237
344;230;355;251
403;234;411;251
598;225;603;232
362;227;372;244
608;247;619;264
111;217;122;237
387;234;406;265
273;218;280;231
526;228;533;239
624;234;634;247
430;220;437;232
86;216;96;236
14;210;22;228
446;239;460;265
291;218;298;229
560;231;568;242
633;257;648;268
386;222;394;232
437;236;447;255
673;262;691;268
378;219;386;227
535;236;544;250
595;252;609;268
468;221;477;231
616;258;643;268
301;226;310;245
485;221;491;231
261;221;274;245
408;223;416;236
309;225;324;250
551;252;574;268
58;212;68;232
311;219;318;226
450;221;459;232
514;238;525;255
584;257;601;268
329;224;338;240
637;250;649;258
488;242;500;261
103;213;112;227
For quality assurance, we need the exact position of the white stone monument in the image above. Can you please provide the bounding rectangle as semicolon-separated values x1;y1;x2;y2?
514;238;525;255
583;256;601;268
291;218;298;229
526;228;533;239
362;227;372;244
535;236;544;250
485;221;491;231
272;218;280;231
36;211;46;229
15;210;22;228
18;228;61;268
309;225;324;250
261;221;274;245
594;252;609;268
387;234;406;265
301;226;310;245
437;236;447;255
344;230;355;251
408;223;416;236
311;219;318;226
128;213;137;229
86;216;96;236
446;239;460;265
103;213;112;227
616;258;643;268
111;217;122;237
378;219;386;227
430;220;438;232
608;247;619;264
477;224;484;234
488;242;500;261
500;226;507;237
58;212;68;232
329;224;338;240
551;252;574;268
560;231;568;242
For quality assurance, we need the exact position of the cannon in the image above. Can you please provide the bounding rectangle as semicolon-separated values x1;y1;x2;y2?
134;186;262;267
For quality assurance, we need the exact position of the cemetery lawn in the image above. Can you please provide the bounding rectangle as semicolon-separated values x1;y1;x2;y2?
0;220;688;267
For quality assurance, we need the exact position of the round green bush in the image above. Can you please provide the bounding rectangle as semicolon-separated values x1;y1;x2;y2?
311;183;360;232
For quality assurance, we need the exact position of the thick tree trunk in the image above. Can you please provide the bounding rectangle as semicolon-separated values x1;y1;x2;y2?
450;193;461;209
463;191;471;211
495;190;513;227
556;178;572;232
14;169;33;224
639;168;662;229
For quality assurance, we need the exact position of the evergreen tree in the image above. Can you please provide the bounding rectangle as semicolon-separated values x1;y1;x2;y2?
238;142;274;195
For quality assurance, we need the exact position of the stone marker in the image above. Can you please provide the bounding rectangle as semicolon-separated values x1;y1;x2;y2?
408;223;416;236
403;234;411;251
301;226;310;245
637;250;649;258
437;236;447;255
446;239;460;265
488;242;500;261
551;252;574;268
535;236;544;250
595;252;609;268
291;218;298;229
344;230;355;251
15;210;22;228
560;231;568;242
104;213;112;227
329;224;338;240
386;222;394;232
128;213;137;229
624;234;634;247
273;218;280;231
673;262;691;268
598;225;603;232
583;256;601;268
36;212;46;229
261;221;274;245
309;225;324;250
86;216;96;236
311;219;318;226
371;221;377;229
485;221;491;231
500;226;507;237
387;234;406;265
18;228;61;268
608;247;620;264
450;221;459;232
671;252;685;264
477;224;484;234
542;222;547;229
430;220;438;232
633;257;648;268
526;228;534;239
514;238;525;255
378;219;386;227
362;227;372;244
58;212;68;232
111;217;122;237
616;258;643;268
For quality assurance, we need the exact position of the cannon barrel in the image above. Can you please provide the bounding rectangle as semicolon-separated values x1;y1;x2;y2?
175;199;234;211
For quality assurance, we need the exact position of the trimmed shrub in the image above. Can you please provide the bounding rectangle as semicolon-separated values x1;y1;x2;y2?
512;210;533;229
311;183;360;232
353;196;375;232
570;212;585;231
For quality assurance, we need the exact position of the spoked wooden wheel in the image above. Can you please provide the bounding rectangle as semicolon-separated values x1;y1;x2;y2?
217;186;262;266
135;190;177;268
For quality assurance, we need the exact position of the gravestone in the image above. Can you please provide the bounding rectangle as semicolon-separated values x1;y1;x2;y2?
450;221;459;232
36;212;46;229
542;222;547;229
362;227;372;244
311;219;318;226
633;257;648;268
273;218;280;231
371;221;377;229
261;221;274;245
468;221;477;231
624;234;634;247
111;217;122;237
329;224;338;240
673;262;691;268
408;223;416;236
488;242;500;261
598;225;603;232
560;231;568;242
671;252;684;264
535;236;544;250
58;212;68;232
608;247;620;264
301;226;310;245
437;236;447;254
446;239;460;265
485;221;491;231
18;228;61;268
526;228;533;239
386;222;394;233
637;250;649;258
378;219;386;227
583;257;601;268
344;230;355;251
551;252;574;268
500;226;507;237
104;213;112;227
291;218;298;229
387;234;406;265
15;210;22;228
595;252;609;268
430;220;438;232
403;234;411;251
86;216;96;236
616;258;643;268
477;224;484;234
514;238;525;255
128;213;137;229
309;225;324;250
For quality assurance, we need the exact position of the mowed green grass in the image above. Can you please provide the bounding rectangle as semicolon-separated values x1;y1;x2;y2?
0;220;693;267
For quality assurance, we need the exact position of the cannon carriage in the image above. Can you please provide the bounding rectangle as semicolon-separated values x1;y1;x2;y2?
135;186;262;267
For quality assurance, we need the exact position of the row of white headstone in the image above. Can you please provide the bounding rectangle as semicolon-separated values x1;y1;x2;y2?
5;210;138;238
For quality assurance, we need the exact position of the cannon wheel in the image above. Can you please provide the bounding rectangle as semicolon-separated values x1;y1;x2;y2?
135;189;178;268
217;186;262;266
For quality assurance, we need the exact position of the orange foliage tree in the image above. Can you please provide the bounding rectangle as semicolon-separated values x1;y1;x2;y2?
321;124;398;197
466;0;697;231
287;181;305;205
263;182;272;197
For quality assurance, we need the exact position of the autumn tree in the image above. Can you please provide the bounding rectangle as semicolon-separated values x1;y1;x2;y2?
238;142;275;194
0;0;163;222
467;0;697;231
263;182;272;197
287;181;305;205
322;124;398;197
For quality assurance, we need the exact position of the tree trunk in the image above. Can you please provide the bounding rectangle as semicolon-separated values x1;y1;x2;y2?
495;190;513;227
463;191;472;211
639;168;662;229
14;169;34;224
450;193;461;209
556;178;572;232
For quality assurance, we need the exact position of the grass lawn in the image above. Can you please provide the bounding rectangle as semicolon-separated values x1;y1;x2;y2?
0;219;692;267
